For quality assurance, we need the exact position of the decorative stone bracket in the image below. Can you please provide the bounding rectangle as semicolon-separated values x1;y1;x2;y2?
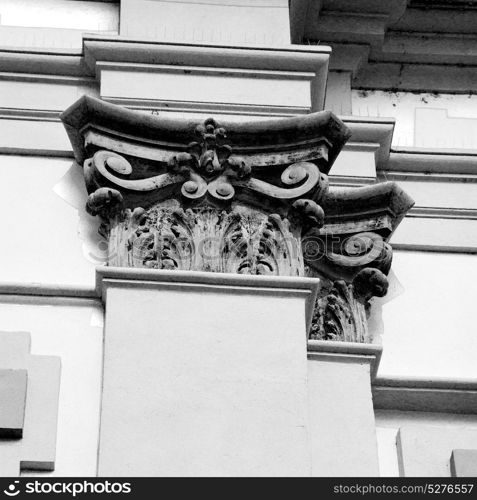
61;96;414;342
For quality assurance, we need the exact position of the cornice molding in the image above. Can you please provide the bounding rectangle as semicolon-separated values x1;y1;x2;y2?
373;376;477;414
96;266;320;333
354;61;477;94
83;36;331;112
0;108;61;122
0;282;97;302
376;31;477;66
387;148;477;176
296;0;477;92
308;339;382;378
341;116;394;171
82;35;332;73
407;207;477;220
327;43;370;77
0;50;87;77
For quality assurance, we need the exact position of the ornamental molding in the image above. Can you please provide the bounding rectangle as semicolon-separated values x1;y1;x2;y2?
61;96;414;343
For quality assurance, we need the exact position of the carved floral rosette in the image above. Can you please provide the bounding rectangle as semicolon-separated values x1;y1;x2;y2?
61;97;414;343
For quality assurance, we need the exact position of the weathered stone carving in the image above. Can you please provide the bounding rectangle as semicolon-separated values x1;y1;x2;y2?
107;206;302;275
86;149;328;206
304;230;392;281
61;96;414;343
309;268;389;343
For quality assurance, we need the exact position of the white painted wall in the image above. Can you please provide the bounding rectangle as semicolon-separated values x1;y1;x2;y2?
120;0;290;46
374;250;477;379
0;0;118;31
98;274;313;476
0;155;99;288
0;80;97;111
308;355;380;476
0;298;103;477
375;411;477;477
100;67;312;110
352;90;477;150
0;0;118;50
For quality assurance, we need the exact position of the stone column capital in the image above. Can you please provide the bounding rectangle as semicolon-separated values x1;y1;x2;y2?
61;96;414;342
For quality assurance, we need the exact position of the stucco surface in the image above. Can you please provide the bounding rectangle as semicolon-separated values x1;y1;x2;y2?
98;281;312;476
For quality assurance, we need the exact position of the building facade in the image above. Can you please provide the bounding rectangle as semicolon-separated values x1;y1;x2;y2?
0;0;477;477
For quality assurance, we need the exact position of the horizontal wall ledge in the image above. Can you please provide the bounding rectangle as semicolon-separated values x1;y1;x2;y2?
96;267;321;332
387;148;477;176
353;62;477;94
86;37;331;113
83;35;331;73
372;32;477;66
373;376;477;414
307;340;382;379
0;282;97;300
0;50;87;77
407;207;477;220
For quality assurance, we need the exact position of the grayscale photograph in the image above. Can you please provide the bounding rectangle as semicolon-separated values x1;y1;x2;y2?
0;0;476;490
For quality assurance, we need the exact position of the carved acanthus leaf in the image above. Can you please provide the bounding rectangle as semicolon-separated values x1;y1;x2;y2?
221;212;302;276
309;268;389;343
108;206;303;275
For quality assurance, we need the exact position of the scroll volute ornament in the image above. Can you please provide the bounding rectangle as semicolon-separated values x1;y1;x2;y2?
167;118;252;202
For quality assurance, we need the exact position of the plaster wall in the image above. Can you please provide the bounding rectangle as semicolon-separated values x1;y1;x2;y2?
98;278;313;476
0;155;98;288
375;250;477;380
0;121;72;155
352;90;477;150
0;80;97;111
0;1;119;51
120;0;290;46
308;355;379;476
375;411;477;477
0;298;103;477
99;66;312;110
0;1;119;31
387;179;477;212
391;217;477;253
